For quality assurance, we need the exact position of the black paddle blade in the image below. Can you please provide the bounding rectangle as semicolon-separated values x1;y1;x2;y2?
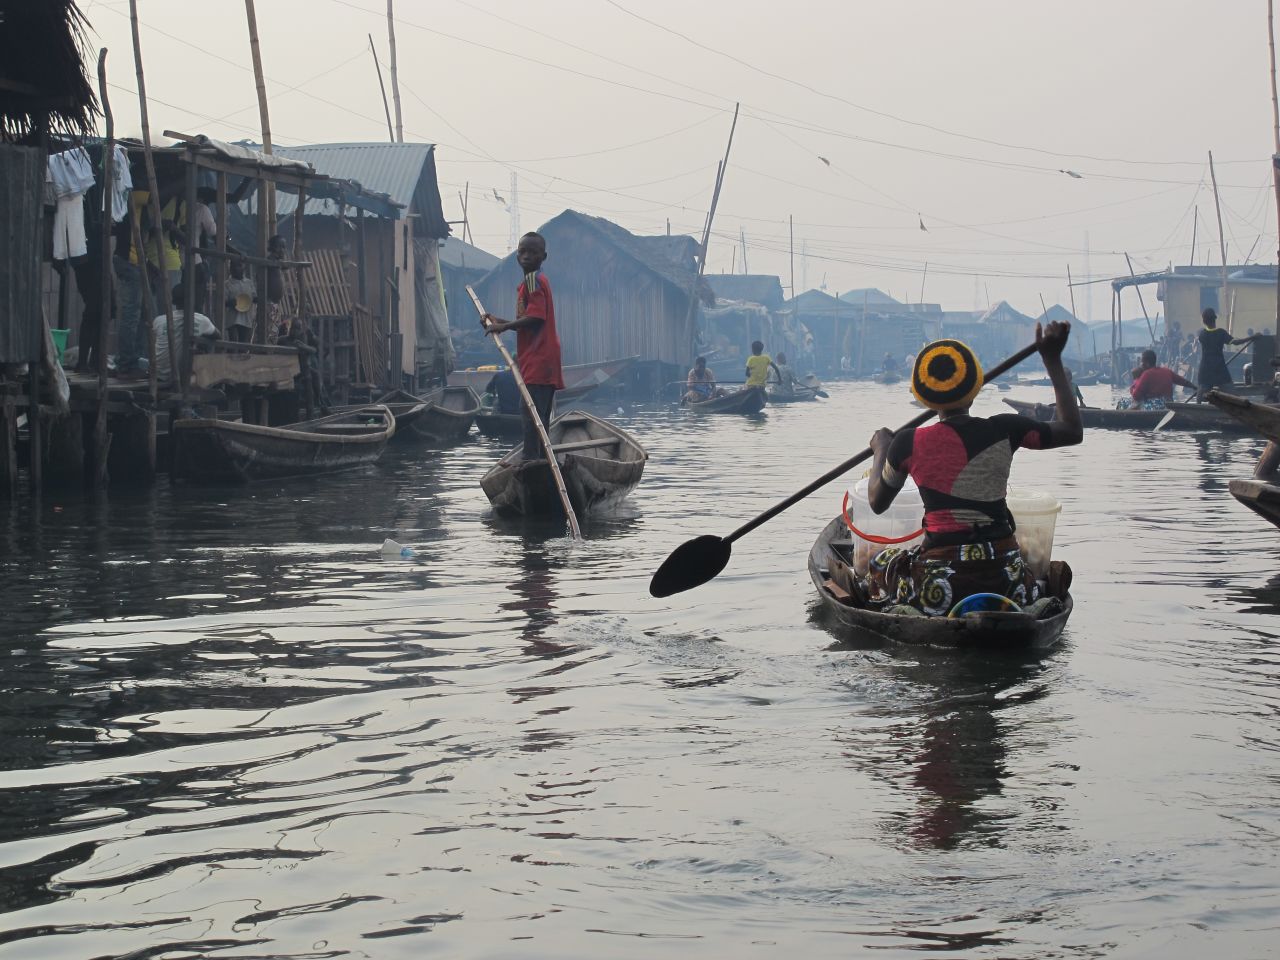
649;535;732;598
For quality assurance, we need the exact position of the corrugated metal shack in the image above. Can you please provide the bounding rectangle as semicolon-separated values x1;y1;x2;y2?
470;210;708;392
269;142;454;387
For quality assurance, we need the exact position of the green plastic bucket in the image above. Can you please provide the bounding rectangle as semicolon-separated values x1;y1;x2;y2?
50;328;68;366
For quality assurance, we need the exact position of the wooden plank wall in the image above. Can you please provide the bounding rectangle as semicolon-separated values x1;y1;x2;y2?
0;145;45;364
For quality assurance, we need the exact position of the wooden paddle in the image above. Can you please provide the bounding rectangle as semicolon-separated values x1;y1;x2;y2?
649;341;1042;597
466;285;583;540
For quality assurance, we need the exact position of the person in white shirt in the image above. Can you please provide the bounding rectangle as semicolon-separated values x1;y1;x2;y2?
153;284;217;384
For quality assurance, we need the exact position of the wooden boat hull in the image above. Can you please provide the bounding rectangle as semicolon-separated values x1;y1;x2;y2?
1229;478;1280;530
877;371;902;385
476;411;525;439
1006;397;1255;432
1005;397;1167;430
767;386;819;403
408;385;480;444
808;516;1072;650
1206;390;1280;444
480;412;647;518
684;385;767;415
172;405;394;483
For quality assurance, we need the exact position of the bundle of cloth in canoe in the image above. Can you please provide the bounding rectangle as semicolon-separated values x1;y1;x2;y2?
816;327;1080;638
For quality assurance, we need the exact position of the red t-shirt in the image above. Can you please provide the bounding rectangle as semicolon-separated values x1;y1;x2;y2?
1130;366;1176;401
515;273;564;389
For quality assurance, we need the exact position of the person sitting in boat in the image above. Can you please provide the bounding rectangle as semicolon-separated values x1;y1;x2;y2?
483;368;521;414
744;341;780;390
1195;308;1252;396
771;352;800;393
684;356;724;403
1117;349;1196;410
881;352;900;375
865;323;1082;616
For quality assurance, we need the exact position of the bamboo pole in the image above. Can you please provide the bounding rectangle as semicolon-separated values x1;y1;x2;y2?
1067;264;1084;365
387;0;403;143
683;103;740;354
129;0;181;401
467;285;582;540
1124;253;1158;345
368;34;394;141
1269;0;1280;333
1209;149;1231;332
244;0;275;232
94;49;114;488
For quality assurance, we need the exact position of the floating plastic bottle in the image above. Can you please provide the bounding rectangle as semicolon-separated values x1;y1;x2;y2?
380;538;416;559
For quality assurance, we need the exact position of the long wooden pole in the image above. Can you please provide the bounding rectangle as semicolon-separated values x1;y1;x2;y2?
467;285;582;540
244;0;275;232
1124;253;1158;345
94;49;115;488
683;104;740;355
1209;149;1231;332
129;0;180;400
1067;264;1083;365
386;0;404;143
368;34;394;142
1269;0;1280;333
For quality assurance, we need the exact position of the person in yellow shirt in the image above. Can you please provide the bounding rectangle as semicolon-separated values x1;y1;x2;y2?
128;188;185;288
743;340;780;389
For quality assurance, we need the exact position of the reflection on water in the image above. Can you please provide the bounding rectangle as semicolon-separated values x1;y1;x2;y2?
0;381;1278;957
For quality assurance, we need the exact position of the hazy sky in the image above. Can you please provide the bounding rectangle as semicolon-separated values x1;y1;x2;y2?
85;0;1278;319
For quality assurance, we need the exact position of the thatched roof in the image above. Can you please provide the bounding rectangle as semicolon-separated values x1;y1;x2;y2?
0;1;97;142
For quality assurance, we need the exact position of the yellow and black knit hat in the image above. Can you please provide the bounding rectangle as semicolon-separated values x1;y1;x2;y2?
911;339;984;411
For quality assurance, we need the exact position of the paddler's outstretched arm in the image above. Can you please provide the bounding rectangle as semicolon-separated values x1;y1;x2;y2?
1040;321;1083;446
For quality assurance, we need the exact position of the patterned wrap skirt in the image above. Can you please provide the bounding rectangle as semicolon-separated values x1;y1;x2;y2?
866;536;1041;616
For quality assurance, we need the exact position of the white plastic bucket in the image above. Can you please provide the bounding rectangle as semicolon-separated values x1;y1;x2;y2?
1006;487;1061;580
843;477;925;577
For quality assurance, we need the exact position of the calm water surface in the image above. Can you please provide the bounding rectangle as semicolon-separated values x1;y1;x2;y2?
0;381;1277;958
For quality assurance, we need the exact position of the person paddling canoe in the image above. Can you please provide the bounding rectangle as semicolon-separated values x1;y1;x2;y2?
864;322;1082;616
1119;349;1197;409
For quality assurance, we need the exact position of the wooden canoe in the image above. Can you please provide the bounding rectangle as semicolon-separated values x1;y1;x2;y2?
475;409;526;439
172;405;394;483
768;384;820;403
407;385;480;444
1206;390;1280;444
1004;397;1167;430
877;370;903;385
1162;401;1254;432
331;390;431;441
808;516;1072;650
480;411;647;519
1228;478;1280;530
683;385;767;415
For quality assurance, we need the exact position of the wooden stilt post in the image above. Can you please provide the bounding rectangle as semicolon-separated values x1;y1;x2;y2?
1125;253;1158;346
129;0;181;402
94;49;115;489
214;171;228;333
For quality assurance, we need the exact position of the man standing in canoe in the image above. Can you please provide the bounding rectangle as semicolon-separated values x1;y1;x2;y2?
482;232;564;460
1195;308;1251;395
864;322;1082;616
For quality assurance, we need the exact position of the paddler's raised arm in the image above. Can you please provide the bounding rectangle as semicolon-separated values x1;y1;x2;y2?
1040;321;1084;446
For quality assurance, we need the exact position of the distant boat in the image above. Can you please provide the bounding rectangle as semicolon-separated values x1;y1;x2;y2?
331;390;430;441
172;405;395;482
448;356;636;401
876;370;902;385
480;411;647;519
683;385;767;415
475;409;525;439
1005;396;1253;432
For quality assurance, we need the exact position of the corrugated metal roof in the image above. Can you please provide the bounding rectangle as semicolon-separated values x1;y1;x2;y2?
268;142;448;236
439;236;499;271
